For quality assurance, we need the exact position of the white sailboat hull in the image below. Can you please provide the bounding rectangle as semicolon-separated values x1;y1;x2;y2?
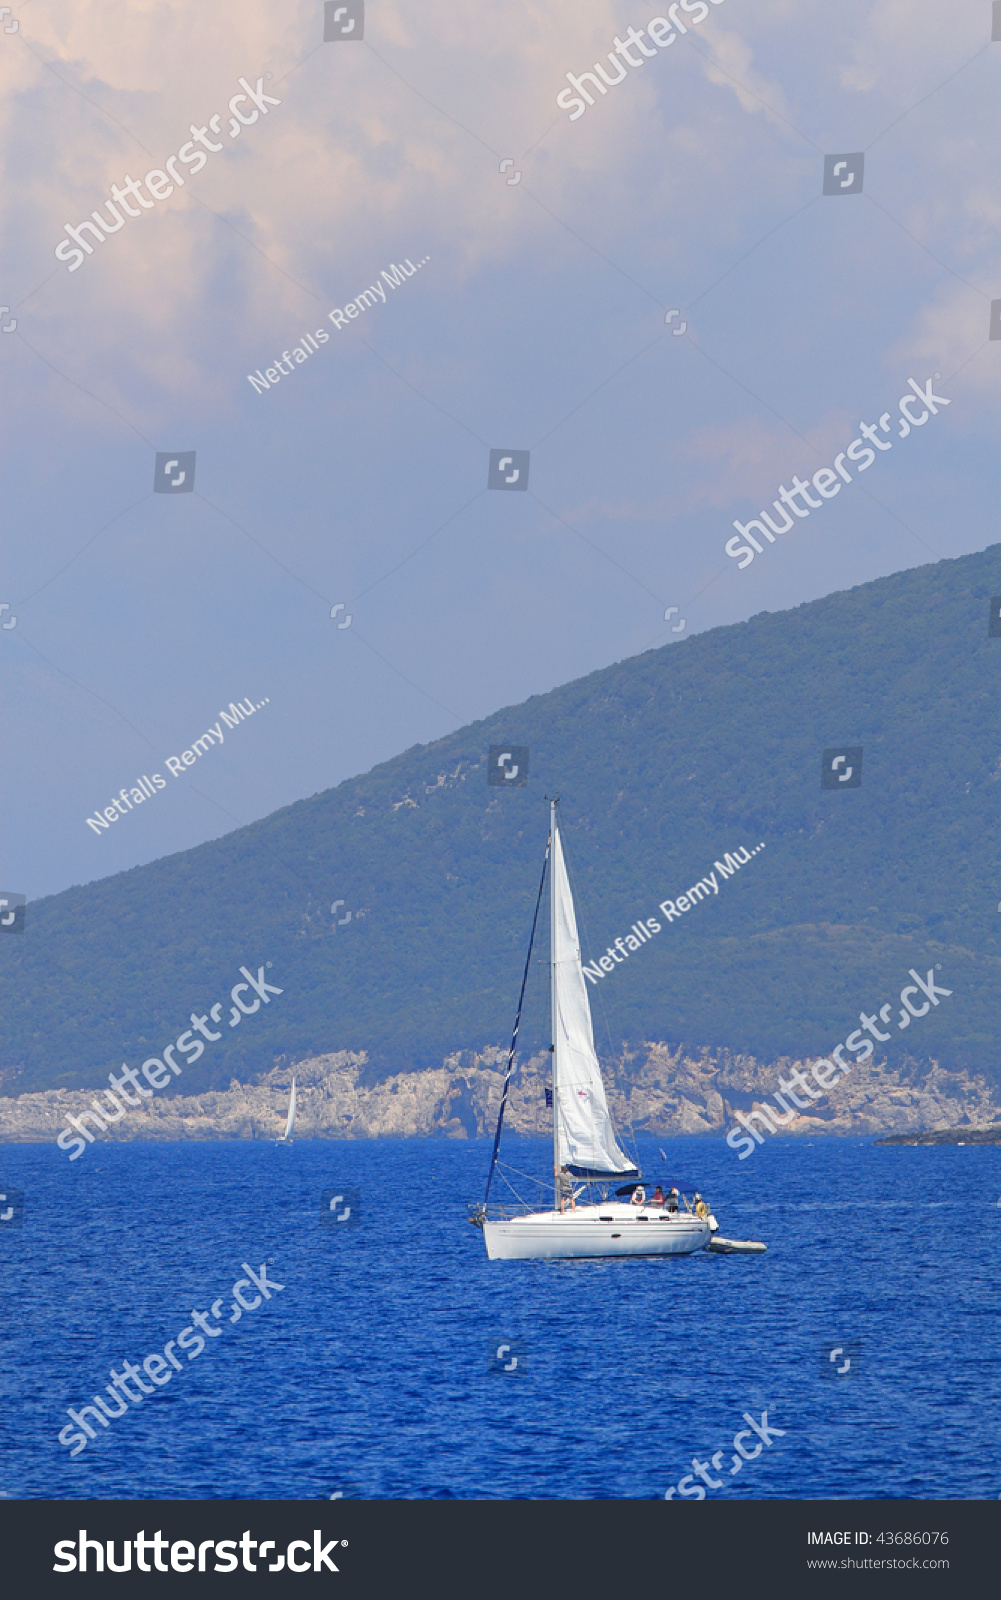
483;1203;711;1261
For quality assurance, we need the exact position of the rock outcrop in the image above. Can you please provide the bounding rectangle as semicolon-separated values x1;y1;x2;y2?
875;1124;1001;1146
0;1042;997;1146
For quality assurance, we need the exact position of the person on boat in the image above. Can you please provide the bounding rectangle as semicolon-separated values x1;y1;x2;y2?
629;1185;646;1207
666;1187;680;1212
649;1185;665;1207
558;1166;577;1213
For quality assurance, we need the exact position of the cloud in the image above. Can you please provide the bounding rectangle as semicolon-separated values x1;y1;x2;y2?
840;0;987;98
7;2;661;411
889;286;1001;414
693;21;799;136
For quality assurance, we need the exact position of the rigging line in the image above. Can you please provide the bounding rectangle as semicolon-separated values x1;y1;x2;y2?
495;1162;550;1193
483;833;551;1208
496;1156;550;1184
495;1170;534;1210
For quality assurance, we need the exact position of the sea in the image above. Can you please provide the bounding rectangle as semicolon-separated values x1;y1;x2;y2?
2;1134;998;1501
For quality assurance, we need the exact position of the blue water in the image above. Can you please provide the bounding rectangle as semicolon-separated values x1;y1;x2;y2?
2;1135;998;1500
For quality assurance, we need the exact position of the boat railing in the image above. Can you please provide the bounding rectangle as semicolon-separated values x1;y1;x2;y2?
473;1203;549;1223
474;1201;703;1221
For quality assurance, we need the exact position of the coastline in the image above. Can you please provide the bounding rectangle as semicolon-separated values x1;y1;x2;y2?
0;1042;997;1149
874;1124;1001;1146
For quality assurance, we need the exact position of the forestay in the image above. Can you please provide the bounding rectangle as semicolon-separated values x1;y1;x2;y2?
551;826;638;1179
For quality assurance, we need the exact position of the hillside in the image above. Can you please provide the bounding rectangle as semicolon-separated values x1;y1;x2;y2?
3;544;1001;1097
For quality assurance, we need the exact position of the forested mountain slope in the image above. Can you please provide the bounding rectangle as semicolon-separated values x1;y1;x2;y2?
4;545;1000;1095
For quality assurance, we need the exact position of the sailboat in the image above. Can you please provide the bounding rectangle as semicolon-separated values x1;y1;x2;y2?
474;800;723;1262
276;1077;296;1146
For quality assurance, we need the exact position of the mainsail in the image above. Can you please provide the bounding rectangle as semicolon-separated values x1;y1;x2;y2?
551;825;638;1179
283;1077;297;1142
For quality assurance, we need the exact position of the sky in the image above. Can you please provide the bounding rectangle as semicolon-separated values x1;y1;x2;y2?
2;0;999;901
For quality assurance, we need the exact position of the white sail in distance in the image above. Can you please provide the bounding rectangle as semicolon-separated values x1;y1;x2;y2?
551;826;636;1177
283;1077;297;1142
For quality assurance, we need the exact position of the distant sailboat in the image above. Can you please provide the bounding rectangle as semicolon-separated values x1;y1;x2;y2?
472;800;761;1261
276;1077;296;1146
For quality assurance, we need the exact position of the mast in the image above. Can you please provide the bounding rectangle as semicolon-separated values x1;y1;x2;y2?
481;833;550;1209
550;796;559;1211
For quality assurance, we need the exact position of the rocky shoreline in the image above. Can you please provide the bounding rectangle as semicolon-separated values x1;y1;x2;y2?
874;1125;1001;1146
0;1041;997;1148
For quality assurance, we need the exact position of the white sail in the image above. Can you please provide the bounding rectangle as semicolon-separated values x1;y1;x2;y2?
283;1077;297;1142
551;826;636;1177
